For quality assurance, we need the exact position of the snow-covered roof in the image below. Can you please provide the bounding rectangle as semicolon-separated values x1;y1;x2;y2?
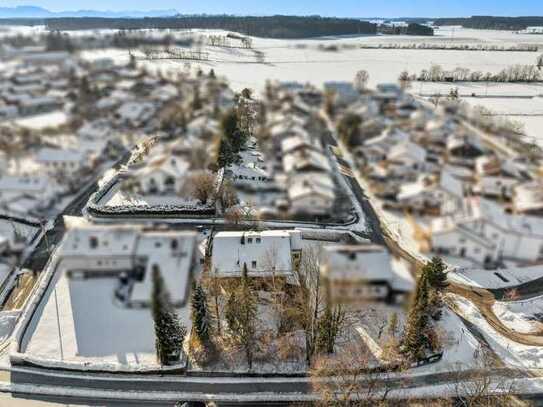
60;221;197;305
134;154;190;180
439;169;464;198
78;120;113;140
281;133;321;155
397;179;427;201
387;140;426;163
514;181;543;213
211;230;302;277
320;245;414;292
283;148;331;174
288;172;336;202
117;101;155;122
0;175;48;194
36;147;86;164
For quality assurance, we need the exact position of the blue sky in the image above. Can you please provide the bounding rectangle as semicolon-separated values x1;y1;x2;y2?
3;0;542;17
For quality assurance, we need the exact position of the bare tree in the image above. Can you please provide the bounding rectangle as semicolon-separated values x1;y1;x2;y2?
449;351;529;407
187;172;217;205
398;70;412;90
354;70;370;92
429;93;442;108
311;340;400;406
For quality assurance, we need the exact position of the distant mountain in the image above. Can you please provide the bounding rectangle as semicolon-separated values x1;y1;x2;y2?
0;6;178;19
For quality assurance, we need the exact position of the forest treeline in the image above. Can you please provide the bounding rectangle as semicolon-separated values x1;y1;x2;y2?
433;16;543;30
39;15;377;38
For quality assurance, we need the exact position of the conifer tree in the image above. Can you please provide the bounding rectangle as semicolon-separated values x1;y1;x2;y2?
315;303;344;355
425;256;449;291
402;272;430;360
191;281;212;344
152;268;187;365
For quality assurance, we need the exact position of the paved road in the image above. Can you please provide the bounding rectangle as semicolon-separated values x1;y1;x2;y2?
7;364;533;406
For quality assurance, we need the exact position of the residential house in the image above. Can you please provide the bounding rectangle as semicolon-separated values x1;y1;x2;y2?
319;245;414;305
36;148;88;176
60;219;197;308
131;154;190;195
513;181;543;215
287;172;336;216
431;198;543;266
211;230;303;280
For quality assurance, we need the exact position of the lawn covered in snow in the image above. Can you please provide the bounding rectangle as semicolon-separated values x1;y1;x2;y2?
494;296;543;335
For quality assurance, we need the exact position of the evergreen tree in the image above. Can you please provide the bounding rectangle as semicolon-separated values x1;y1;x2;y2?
191;281;212;344
152;267;187;365
217;138;235;169
315;303;344;355
192;85;202;111
337;113;362;146
402;273;430;360
425;257;449;291
221;109;247;154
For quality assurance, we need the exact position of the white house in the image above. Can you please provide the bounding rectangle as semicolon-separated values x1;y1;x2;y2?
287;172;336;216
513;181;543;214
116;102;156;128
396;169;463;215
386;139;427;171
431;198;543;266
320;245;414;305
283;147;331;174
131;154;190;195
36;148;88;176
476;175;519;200
211;230;303;279
60;218;198;308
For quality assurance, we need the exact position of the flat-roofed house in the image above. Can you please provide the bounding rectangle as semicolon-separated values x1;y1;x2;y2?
60;218;197;308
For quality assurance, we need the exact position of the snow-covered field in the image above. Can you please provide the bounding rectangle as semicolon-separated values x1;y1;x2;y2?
81;26;539;146
494;296;543;335
453;294;543;369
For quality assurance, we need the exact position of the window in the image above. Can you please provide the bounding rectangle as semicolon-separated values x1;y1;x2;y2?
171;239;178;250
252;260;257;268
89;236;98;249
255;237;261;243
247;238;253;244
